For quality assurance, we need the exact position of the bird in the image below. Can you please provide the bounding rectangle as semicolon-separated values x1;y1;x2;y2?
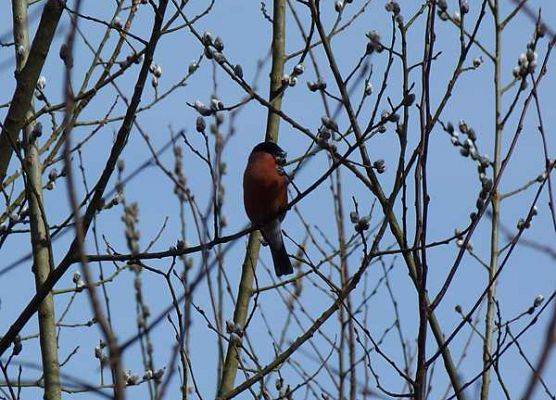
243;141;293;277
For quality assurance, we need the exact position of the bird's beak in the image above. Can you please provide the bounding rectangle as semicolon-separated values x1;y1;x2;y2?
275;151;287;166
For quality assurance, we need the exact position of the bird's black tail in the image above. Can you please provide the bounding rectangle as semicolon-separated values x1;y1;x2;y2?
270;242;293;277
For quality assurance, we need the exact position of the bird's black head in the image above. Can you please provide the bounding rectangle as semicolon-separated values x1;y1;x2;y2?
252;141;287;165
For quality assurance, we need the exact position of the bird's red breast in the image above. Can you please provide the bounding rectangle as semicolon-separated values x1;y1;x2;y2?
243;151;288;226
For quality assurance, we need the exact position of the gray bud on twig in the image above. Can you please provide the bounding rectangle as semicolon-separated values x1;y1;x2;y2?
202;31;213;46
194;100;213;116
214;36;224;52
59;44;73;69
365;82;373;96
321;116;338;132
188;61;199;74
335;0;344;12
37;76;46;91
196;116;206;133
293;63;304;76
533;294;544;308
373;159;386;174
233;64;243;78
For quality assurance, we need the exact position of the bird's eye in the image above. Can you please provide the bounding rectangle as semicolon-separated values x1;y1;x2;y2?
275;152;287;166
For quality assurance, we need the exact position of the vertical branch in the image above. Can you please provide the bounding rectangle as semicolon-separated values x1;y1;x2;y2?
11;0;61;399
265;0;287;142
481;1;501;398
0;0;64;184
172;133;192;399
332;169;356;400
218;0;286;396
60;1;128;398
217;233;261;396
415;3;436;398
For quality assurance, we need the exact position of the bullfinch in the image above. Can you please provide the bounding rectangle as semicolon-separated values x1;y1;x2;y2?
243;141;293;277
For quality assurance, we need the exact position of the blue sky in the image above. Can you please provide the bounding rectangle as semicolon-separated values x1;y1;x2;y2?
0;0;555;399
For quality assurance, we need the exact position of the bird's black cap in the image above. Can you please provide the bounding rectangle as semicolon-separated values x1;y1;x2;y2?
252;141;286;158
